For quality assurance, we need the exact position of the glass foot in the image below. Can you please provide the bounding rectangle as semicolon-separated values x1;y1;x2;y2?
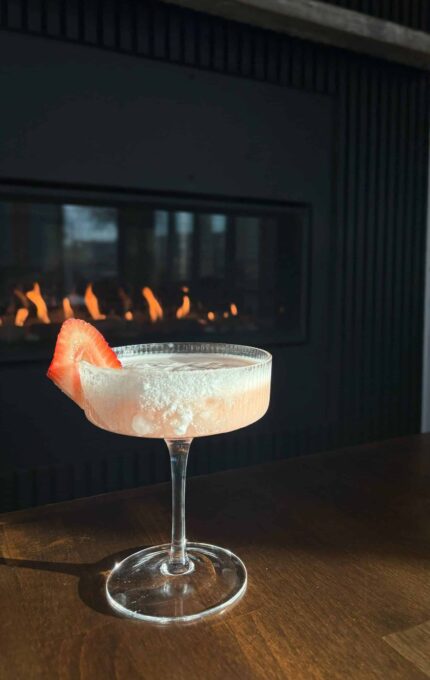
106;542;247;623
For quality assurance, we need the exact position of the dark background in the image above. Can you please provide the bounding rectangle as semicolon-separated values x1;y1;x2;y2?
0;0;428;511
319;0;430;29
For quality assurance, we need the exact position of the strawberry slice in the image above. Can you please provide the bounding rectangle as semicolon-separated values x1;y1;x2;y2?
47;319;121;407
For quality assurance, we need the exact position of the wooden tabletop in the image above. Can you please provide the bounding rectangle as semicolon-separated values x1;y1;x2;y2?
2;435;430;679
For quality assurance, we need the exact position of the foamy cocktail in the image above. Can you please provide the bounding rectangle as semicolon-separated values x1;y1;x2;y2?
48;326;271;623
80;346;271;440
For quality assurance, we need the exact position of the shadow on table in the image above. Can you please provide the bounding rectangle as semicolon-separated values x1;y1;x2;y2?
0;547;243;628
0;546;147;619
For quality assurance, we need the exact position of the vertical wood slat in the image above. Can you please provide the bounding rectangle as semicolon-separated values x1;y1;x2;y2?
373;68;389;438
152;1;168;59
353;62;367;442
6;0;22;29
381;73;397;437
0;0;8;26
411;74;429;427
341;58;358;441
329;53;347;448
196;12;211;68
378;72;395;437
43;0;60;36
400;76;415;433
393;70;408;434
363;63;378;440
100;0;115;48
82;1;96;44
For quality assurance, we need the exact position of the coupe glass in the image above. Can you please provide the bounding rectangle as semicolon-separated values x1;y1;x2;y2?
79;342;272;623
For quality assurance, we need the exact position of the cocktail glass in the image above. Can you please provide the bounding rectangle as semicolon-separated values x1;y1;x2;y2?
79;342;272;623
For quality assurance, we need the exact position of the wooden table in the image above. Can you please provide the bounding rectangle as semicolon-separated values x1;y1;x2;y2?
2;435;430;679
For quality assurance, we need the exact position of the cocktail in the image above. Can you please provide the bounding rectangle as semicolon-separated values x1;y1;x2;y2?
48;320;272;623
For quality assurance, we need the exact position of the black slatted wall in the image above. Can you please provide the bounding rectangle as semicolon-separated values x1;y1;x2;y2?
320;0;430;31
0;0;428;510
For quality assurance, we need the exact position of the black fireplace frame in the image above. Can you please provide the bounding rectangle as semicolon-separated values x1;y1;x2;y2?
0;181;312;363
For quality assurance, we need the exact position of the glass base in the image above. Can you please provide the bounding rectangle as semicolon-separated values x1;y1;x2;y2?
106;542;247;623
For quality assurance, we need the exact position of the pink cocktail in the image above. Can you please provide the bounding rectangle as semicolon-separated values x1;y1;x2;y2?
80;349;271;439
79;342;272;623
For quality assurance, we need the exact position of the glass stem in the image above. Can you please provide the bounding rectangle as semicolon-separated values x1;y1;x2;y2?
165;438;192;574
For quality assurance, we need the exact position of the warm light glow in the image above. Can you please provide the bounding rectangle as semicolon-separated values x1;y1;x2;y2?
142;287;163;322
230;303;238;316
125;311;133;321
223;312;229;319
62;297;74;319
176;295;191;319
182;286;189;293
26;283;50;324
84;283;106;320
15;308;29;327
207;311;215;321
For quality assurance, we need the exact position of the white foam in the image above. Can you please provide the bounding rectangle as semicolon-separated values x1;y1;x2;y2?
80;351;271;438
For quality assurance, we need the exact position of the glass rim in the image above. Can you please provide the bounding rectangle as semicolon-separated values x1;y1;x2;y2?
79;341;272;374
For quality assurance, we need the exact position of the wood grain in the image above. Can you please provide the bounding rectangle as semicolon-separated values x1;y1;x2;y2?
2;435;430;679
385;621;430;678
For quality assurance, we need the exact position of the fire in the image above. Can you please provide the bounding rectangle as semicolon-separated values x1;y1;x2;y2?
182;286;189;293
84;283;106;320
230;303;238;316
142;287;163;322
223;312;229;319
176;295;190;319
125;311;133;321
15;308;29;327
207;311;215;321
26;283;50;324
63;297;74;319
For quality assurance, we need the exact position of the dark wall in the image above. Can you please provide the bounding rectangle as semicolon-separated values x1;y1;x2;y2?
319;0;430;31
0;0;429;511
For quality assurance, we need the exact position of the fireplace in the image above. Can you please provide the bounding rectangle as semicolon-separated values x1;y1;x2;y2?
0;195;309;361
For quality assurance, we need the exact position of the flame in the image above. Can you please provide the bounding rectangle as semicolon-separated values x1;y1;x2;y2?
142;287;163;322
125;311;133;321
230;303;238;316
15;308;29;327
176;295;191;319
223;312;229;319
26;283;50;324
14;289;29;308
207;311;215;321
182;286;189;293
63;297;74;319
84;283;106;320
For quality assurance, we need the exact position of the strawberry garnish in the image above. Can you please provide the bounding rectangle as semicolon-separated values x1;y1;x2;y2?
47;319;121;408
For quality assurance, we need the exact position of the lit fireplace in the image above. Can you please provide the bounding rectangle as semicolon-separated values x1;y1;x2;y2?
2;279;240;330
0;196;309;358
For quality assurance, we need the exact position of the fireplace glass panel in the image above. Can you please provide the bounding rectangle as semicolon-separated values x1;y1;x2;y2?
0;197;309;360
